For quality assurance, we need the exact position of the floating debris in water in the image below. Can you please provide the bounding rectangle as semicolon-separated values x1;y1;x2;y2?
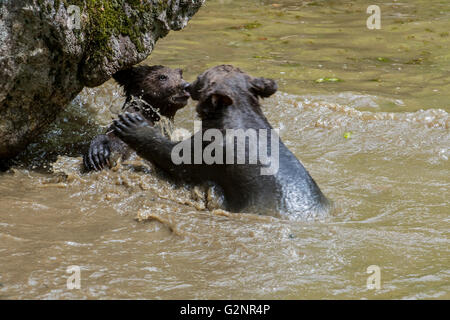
343;131;352;139
406;57;424;65
230;21;262;30
376;57;391;62
315;77;342;83
253;55;271;59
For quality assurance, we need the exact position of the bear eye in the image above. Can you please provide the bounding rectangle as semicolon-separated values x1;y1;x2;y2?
158;75;168;81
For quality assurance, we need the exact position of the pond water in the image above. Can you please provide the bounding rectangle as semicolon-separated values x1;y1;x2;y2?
0;0;449;299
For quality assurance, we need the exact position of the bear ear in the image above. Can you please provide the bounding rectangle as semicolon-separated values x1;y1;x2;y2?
113;68;135;88
175;68;183;76
251;77;278;98
210;93;233;108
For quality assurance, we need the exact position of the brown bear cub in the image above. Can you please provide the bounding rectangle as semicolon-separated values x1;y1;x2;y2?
112;65;329;219
83;65;190;171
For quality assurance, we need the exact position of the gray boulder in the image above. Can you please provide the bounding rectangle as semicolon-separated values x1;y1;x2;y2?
0;0;203;159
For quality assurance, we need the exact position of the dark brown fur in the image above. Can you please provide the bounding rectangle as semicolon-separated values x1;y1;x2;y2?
112;65;329;218
83;65;190;172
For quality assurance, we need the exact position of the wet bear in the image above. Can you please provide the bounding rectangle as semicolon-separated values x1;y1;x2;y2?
112;65;329;219
83;65;190;171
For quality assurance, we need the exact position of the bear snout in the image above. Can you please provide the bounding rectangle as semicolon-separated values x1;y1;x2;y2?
182;81;190;91
186;81;201;100
181;81;191;98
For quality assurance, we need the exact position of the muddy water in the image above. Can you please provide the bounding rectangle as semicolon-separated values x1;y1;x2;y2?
1;0;449;299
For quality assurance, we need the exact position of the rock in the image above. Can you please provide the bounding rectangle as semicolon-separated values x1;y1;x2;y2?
0;0;203;159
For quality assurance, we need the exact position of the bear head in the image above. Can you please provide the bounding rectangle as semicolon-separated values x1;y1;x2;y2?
113;65;190;120
187;65;277;120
